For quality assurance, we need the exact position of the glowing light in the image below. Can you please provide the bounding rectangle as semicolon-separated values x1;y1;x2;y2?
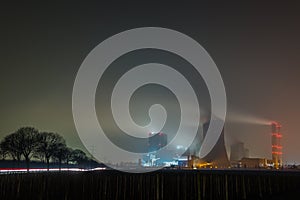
272;151;283;155
272;133;282;138
272;145;282;149
176;145;184;150
0;167;106;174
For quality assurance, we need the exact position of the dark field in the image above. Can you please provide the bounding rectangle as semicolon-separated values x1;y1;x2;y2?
0;169;300;200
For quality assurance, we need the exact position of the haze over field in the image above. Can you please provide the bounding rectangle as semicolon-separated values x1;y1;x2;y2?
1;2;299;164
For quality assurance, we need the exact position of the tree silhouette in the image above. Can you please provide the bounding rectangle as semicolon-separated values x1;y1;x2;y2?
69;149;89;165
0;148;5;160
35;132;66;170
52;143;70;170
15;127;40;171
0;132;23;162
63;147;73;164
0;126;94;171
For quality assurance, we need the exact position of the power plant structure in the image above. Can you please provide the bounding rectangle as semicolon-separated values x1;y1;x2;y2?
230;142;249;162
140;120;284;170
143;132;168;166
271;121;283;169
148;132;168;152
190;119;230;168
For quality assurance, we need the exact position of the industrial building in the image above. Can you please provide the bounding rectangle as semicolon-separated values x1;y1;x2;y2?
148;132;167;152
143;132;169;166
240;158;267;168
141;120;283;170
230;121;283;169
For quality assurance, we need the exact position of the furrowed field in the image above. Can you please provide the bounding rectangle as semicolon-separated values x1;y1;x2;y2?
0;169;300;200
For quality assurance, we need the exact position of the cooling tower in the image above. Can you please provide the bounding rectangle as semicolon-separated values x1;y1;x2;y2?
200;119;230;167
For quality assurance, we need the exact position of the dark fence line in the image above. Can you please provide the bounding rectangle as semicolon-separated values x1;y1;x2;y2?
0;169;300;200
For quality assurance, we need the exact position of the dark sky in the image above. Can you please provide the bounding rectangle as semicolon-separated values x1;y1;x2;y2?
1;2;300;164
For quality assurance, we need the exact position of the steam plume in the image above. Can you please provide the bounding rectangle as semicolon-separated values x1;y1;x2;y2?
226;111;270;125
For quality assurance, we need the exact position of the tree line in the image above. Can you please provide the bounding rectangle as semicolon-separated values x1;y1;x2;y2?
0;127;91;171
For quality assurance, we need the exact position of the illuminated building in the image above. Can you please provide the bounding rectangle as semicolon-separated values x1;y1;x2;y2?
148;132;167;152
240;157;267;168
143;132;168;166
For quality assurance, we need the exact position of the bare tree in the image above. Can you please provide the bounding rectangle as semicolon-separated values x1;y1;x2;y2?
35;132;66;170
0;148;7;160
61;147;73;165
69;149;89;165
52;143;69;170
14;127;40;171
0;133;22;162
0;127;93;170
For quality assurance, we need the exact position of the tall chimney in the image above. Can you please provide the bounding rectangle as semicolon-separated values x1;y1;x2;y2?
271;121;282;169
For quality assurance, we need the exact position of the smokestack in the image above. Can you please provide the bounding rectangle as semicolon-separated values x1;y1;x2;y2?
271;121;282;169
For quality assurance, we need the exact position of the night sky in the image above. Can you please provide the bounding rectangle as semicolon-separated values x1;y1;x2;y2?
1;2;300;164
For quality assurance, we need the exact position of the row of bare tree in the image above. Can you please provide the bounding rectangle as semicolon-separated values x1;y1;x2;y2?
0;127;90;171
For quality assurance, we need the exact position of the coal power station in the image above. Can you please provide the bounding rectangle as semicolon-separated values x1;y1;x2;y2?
140;119;283;170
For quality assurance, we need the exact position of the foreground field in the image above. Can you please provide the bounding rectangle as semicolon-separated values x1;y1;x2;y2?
0;169;299;200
